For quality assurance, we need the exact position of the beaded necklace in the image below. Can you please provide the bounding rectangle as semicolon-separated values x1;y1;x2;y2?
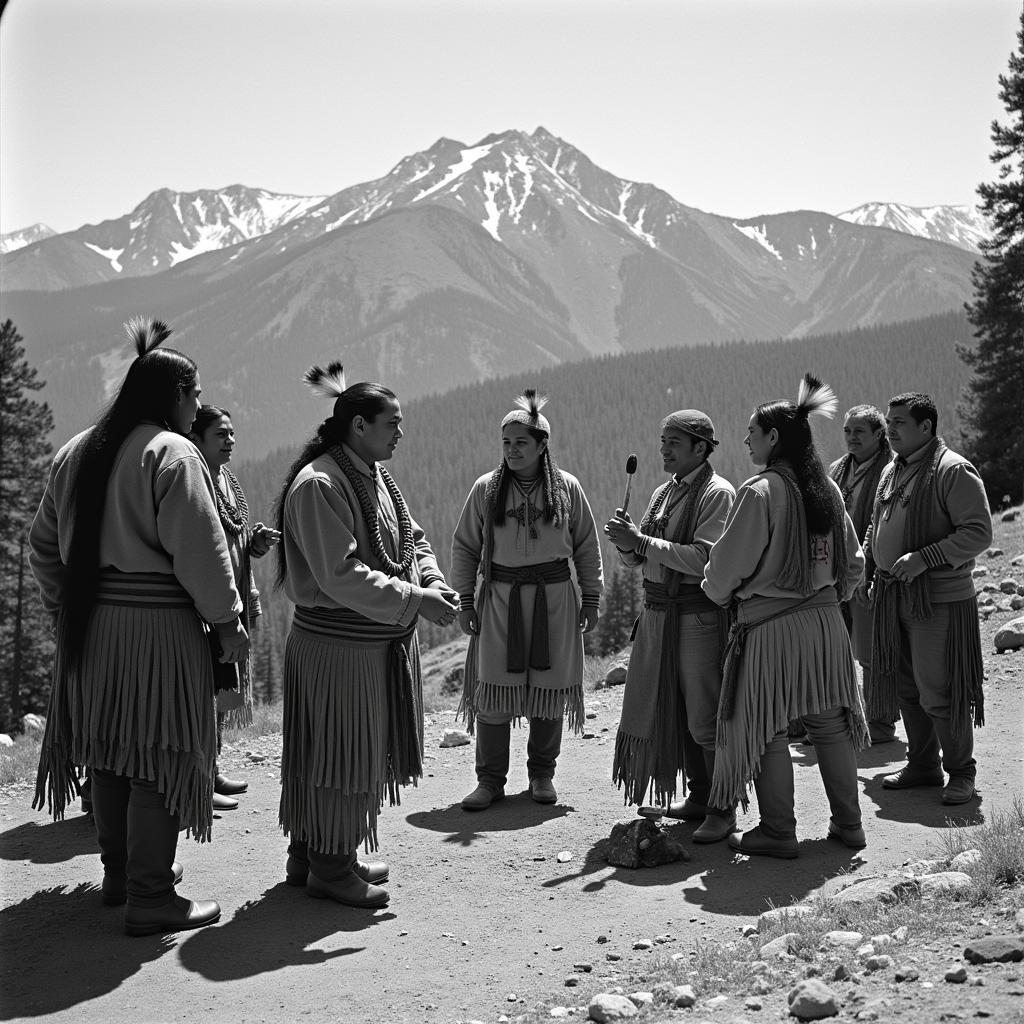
840;452;879;505
640;478;688;537
328;444;415;577
214;467;249;536
877;459;924;521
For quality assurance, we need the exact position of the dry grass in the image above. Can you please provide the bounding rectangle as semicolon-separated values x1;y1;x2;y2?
0;733;42;787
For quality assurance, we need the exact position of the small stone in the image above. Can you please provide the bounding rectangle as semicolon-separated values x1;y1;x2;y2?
921;871;974;896
603;663;627;687
987;547;1005;557
945;966;968;983
1000;578;1019;594
596;935;608;944
759;905;816;930
705;995;729;1009
906;858;946;875
745;997;763;1010
669;984;697;1008
573;962;593;973
893;926;909;942
750;977;772;995
551;945;564;952
626;992;652;1007
865;955;894;973
632;940;652;951
587;992;638;1021
565;976;580;987
787;977;840;1019
1014;909;1024;931
605;952;621;962
557;851;573;863
995;616;1024;652
549;1009;569;1019
833;964;852;982
830;876;920;909
247;752;267;763
507;993;518;1001
762;933;801;959
742;924;759;938
870;933;893;949
949;849;982;871
823;930;863;948
972;566;989;578
895;968;920;982
964;936;1024;964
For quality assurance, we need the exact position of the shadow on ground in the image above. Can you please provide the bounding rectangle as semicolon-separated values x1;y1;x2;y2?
405;793;570;847
0;883;171;1020
178;882;389;980
0;813;97;865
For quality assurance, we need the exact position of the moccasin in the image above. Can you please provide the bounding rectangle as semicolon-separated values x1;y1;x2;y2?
213;792;239;811
727;825;799;859
882;765;944;789
530;778;557;804
827;820;867;849
692;813;737;844
461;785;504;811
307;872;389;909
941;776;977;804
286;856;389;886
124;894;220;936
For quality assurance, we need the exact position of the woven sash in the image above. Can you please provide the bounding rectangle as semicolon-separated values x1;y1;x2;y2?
490;559;571;673
95;569;193;607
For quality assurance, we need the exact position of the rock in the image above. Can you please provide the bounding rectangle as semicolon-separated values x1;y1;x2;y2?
439;728;471;747
829;876;920;911
573;962;593;973
587;993;638;1021
626;992;652;1007
995;617;1024;652
0;734;13;747
557;851;573;863
669;984;697;1008
893;926;909;942
869;933;893;949
987;547;1005;557
1001;509;1018;522
864;955;894;973
1012;596;1024;610
746;997;764;1010
603;663;628;687
920;871;973;895
632;939;652;951
604;818;688;868
549;1009;569;1019
823;930;863;948
605;952;621;962
742;924;759;938
759;904;816;929
833;964;852;982
1015;908;1024;931
21;713;45;735
750;977;772;995
762;933;801;958
905;858;945;875
787;977;840;1019
704;995;729;1009
972;566;989;578
565;976;580;987
1012;552;1024;565
949;849;982;871
895;968;919;982
963;936;1024;964
945;966;968;983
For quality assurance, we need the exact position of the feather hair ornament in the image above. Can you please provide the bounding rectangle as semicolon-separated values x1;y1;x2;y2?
302;361;348;400
513;387;548;420
795;372;838;420
124;316;172;357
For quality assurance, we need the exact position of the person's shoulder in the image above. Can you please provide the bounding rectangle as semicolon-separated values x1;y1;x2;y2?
142;427;204;467
738;471;771;494
293;457;338;490
937;444;977;473
707;470;737;497
828;454;845;474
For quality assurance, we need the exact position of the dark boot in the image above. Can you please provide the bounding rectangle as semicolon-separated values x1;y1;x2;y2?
681;729;711;808
751;735;797;840
287;838;388;885
307;848;389;908
123;779;220;936
475;720;511;792
526;717;562;782
90;769;130;906
932;716;977;804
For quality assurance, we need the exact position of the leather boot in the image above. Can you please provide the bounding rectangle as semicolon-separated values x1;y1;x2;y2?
526;716;563;789
681;730;711;809
932;716;977;804
308;848;389;908
286;839;389;885
90;769;129;905
123;779;219;936
474;720;511;791
751;734;797;840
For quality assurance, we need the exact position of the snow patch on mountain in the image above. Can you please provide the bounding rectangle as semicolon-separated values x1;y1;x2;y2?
83;242;125;271
0;223;57;254
734;223;783;259
836;202;989;253
413;143;495;202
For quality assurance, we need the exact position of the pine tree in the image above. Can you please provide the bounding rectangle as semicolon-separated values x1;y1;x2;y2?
960;10;1024;505
0;320;55;732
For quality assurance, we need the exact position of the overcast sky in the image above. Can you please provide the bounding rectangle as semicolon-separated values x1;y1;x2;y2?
1;0;1019;235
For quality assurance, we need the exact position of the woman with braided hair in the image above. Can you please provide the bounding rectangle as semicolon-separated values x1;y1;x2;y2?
276;364;458;909
189;405;281;809
452;389;603;811
702;374;868;859
29;317;246;935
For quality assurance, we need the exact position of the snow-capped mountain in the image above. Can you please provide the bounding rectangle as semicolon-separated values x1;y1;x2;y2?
836;202;989;253
1;186;326;289
0;223;56;254
1;128;978;455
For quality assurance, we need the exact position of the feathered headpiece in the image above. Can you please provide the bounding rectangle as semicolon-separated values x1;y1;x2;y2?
501;387;551;435
302;362;348;400
795;373;838;421
124;316;172;357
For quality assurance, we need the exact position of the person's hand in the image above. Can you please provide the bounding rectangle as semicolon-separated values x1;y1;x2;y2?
215;617;250;663
428;579;459;603
603;509;641;551
459;608;480;636
891;551;926;583
250;522;282;558
579;607;599;633
420;587;460;626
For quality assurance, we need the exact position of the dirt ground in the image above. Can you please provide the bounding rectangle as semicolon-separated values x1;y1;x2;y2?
2;530;1023;1024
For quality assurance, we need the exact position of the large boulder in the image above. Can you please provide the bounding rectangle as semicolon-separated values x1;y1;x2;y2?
994;616;1024;652
604;818;688;868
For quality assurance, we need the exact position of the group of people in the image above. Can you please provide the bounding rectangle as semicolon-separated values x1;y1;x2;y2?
27;316;992;936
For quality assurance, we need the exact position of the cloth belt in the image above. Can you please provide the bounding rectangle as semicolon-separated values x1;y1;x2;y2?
292;605;422;784
642;579;719;616
718;586;839;722
95;569;193;607
490;559;572;673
